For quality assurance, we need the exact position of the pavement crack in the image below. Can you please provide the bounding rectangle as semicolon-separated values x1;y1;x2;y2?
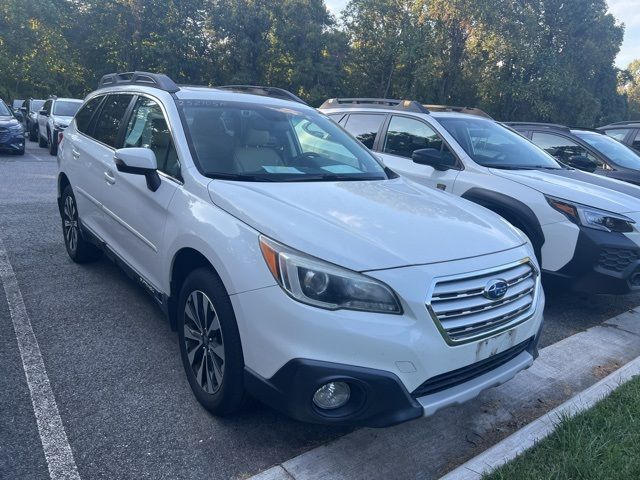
601;322;640;337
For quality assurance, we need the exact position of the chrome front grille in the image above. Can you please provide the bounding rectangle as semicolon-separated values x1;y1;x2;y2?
427;260;538;344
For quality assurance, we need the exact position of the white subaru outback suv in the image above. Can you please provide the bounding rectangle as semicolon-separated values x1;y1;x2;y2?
57;73;544;427
322;99;640;294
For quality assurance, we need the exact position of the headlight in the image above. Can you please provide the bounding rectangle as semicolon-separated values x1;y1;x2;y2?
259;236;402;314
546;196;635;233
9;124;23;132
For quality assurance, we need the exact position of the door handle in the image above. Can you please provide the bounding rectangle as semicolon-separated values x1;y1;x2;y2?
104;171;116;185
72;148;80;160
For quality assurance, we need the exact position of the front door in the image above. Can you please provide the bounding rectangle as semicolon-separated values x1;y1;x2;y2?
101;95;180;291
377;115;460;192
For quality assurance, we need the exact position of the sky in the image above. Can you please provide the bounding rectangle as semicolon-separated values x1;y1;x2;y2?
325;0;640;69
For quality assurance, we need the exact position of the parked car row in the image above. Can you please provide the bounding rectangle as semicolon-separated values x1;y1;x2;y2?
1;96;83;155
0;98;25;155
48;72;640;428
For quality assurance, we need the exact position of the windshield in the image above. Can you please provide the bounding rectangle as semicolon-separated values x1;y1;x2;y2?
437;117;562;169
30;100;45;113
53;100;82;117
180;101;388;182
0;102;10;116
573;131;640;170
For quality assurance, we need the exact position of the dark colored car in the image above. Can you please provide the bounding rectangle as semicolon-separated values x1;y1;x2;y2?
507;122;640;186
21;98;45;141
599;121;640;153
11;99;25;122
0;99;25;155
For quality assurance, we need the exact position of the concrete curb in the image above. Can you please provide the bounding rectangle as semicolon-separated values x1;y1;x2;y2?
247;308;640;480
440;355;640;480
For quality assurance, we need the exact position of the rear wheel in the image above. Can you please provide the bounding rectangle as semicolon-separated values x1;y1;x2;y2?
60;186;102;263
178;268;246;415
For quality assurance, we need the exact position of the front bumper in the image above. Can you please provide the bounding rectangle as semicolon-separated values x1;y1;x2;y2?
233;247;545;427
0;129;25;152
546;227;640;293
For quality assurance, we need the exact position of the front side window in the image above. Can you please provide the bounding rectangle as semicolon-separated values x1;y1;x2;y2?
633;131;640;151
343;114;385;149
531;132;602;167
179;101;387;182
573;131;640;170
603;129;629;142
75;96;103;134
93;94;134;147
30;100;44;113
53;101;82;117
124;97;180;178
43;100;52;114
383;115;454;161
437;117;562;169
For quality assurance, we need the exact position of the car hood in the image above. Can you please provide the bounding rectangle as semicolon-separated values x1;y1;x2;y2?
490;168;640;214
208;177;524;271
0;116;20;127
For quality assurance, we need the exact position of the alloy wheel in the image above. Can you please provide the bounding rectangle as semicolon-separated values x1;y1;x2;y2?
183;290;225;394
63;196;79;253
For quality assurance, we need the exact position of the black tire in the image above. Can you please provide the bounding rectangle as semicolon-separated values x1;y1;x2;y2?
16;146;25;156
60;185;102;263
178;267;246;415
38;129;47;148
28;124;37;142
48;131;57;156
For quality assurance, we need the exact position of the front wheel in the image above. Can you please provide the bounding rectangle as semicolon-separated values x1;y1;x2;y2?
49;131;57;156
38;129;47;148
60;186;102;263
178;268;246;415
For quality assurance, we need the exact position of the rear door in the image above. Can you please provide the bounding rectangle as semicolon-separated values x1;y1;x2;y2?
65;95;106;237
100;95;179;291
377;115;461;191
73;94;135;245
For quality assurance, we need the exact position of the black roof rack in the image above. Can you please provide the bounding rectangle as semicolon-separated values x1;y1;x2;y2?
424;104;492;119
216;85;307;105
600;121;640;128
98;71;180;93
319;98;430;114
504;122;570;131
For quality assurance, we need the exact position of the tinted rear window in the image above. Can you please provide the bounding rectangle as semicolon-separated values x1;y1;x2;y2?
343;114;385;149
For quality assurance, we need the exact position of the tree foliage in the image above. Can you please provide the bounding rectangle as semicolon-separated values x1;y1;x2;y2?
0;0;632;125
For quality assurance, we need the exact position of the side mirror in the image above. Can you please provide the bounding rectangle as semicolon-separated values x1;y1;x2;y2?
412;148;456;171
566;155;598;173
114;148;161;192
19;107;27;113
38;109;48;116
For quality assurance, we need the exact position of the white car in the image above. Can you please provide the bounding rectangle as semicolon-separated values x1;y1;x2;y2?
322;99;640;294
37;97;83;155
57;73;544;426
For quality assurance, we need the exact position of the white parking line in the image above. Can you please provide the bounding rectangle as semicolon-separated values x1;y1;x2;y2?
0;236;81;480
27;152;43;162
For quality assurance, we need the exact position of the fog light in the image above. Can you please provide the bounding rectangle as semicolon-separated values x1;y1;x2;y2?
313;382;350;410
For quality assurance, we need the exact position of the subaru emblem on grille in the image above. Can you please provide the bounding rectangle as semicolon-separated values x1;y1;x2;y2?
483;279;508;300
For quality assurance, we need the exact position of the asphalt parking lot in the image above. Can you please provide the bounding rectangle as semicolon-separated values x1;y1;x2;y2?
3;142;640;480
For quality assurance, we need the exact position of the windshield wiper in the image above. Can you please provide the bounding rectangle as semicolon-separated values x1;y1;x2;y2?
280;174;385;182
206;172;276;182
